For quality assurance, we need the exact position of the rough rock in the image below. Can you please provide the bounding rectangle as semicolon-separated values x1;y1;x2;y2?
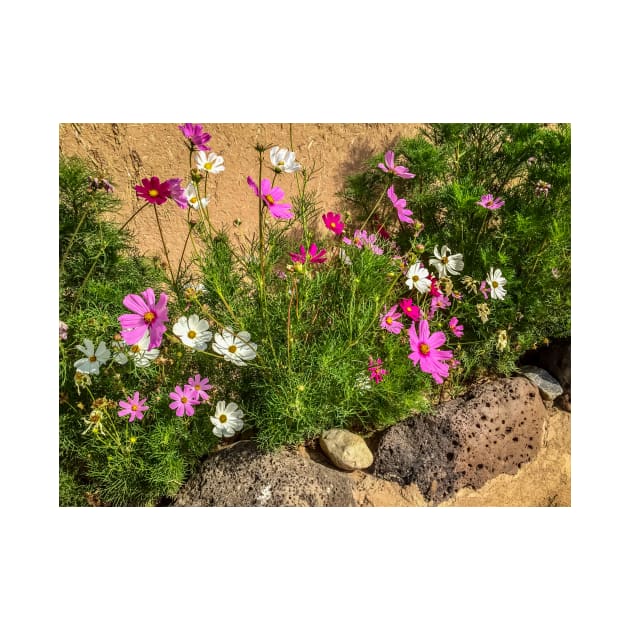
519;365;563;401
319;429;374;471
519;339;570;409
372;377;547;503
173;440;357;506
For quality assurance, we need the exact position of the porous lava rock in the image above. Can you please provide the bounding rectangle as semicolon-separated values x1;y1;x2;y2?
173;440;357;506
372;377;546;503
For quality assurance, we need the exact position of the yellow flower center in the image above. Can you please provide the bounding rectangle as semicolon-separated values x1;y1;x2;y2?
406;306;412;312
278;160;285;166
131;344;140;353
412;275;419;282
228;344;237;354
190;196;197;204
265;194;275;205
194;385;200;391
330;221;336;228
386;317;393;325
144;311;156;324
187;330;197;339
219;414;228;423
420;343;430;355
204;160;215;170
181;396;188;404
131;404;138;411
441;256;449;264
148;189;159;197
89;355;97;362
492;280;499;288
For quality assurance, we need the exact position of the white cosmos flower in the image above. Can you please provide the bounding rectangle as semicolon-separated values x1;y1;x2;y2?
405;262;432;293
210;400;245;438
486;267;507;300
127;330;160;367
74;339;111;375
195;151;225;174
212;327;257;366
173;314;212;350
429;245;464;278
184;182;208;209
270;146;301;173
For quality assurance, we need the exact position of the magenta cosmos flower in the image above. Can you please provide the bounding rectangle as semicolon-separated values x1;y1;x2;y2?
247;176;294;220
378;150;415;179
118;288;169;350
178;123;212;151
449;317;464;338
118;391;149;422
135;177;172;205
380;304;404;334
368;356;387;383
187;374;213;402
164;178;188;209
386;185;414;224
322;211;344;235
408;319;454;384
169;384;199;417
476;194;505;210
289;242;327;265
399;298;421;321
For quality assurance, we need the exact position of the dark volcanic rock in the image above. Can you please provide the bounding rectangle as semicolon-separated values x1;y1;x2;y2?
372;377;547;503
173;440;356;507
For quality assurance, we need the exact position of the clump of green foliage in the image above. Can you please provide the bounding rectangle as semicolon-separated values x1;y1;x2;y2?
344;123;571;379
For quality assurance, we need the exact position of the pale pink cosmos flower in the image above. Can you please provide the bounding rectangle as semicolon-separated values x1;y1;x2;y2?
247;176;293;219
380;304;404;334
342;229;383;254
399;298;422;321
169;385;200;417
322;211;344;235
387;185;414;223
408;320;454;384
378;150;415;179
368;356;387;383
164;178;188;209
428;294;451;319
187;374;213;402
476;194;505;210
479;280;490;300
449;317;464;338
178;123;212;151
290;243;327;265
118;288;169;350
118;391;149;422
59;320;69;341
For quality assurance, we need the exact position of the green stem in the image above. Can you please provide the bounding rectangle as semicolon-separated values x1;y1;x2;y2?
153;205;176;286
360;184;389;232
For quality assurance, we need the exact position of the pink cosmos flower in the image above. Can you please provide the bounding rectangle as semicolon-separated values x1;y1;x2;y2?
322;212;344;235
399;298;421;321
187;374;213;402
118;391;149;422
59;320;69;341
178;123;212;151
380;305;404;334
377;150;416;179
169;384;199;417
118;287;169;350
386;185;414;224
476;194;505;210
408;320;454;384
428;294;451;319
247;176;294;220
164;178;188;209
479;280;490;300
449;317;464;338
368;356;387;383
135;177;172;205
428;276;442;298
290;243;327;265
